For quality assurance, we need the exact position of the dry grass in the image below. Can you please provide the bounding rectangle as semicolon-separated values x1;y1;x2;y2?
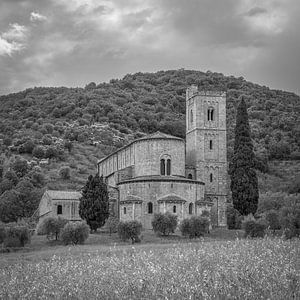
0;234;299;299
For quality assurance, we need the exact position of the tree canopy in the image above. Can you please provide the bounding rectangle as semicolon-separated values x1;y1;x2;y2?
79;174;109;232
229;97;259;215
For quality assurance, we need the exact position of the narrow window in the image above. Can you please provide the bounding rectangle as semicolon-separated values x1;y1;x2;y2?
110;203;115;215
123;207;127;214
210;173;213;182
160;159;165;175
211;109;214;121
188;173;193;179
147;202;153;214
189;203;193;214
173;205;176;213
190;109;193;123
71;202;75;216
167;159;171;175
57;205;62;215
207;109;210;121
209;140;213;150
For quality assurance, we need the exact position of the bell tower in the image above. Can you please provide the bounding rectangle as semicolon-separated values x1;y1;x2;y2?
186;85;227;226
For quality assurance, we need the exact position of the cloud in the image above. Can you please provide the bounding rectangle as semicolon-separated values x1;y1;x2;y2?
0;37;23;56
30;12;47;22
245;7;267;17
2;23;28;41
0;23;27;56
0;0;300;94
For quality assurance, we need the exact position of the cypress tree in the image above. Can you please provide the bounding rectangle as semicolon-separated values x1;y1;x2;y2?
229;96;259;215
79;174;109;232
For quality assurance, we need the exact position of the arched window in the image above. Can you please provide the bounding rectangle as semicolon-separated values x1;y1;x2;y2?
190;109;193;123
147;202;153;214
209;140;213;150
173;205;177;213
188;173;193;179
160;156;171;176
160;159;165;175
167;159;171;175
189;203;193;214
123;207;127;214
57;205;62;215
207;108;215;121
210;173;213;182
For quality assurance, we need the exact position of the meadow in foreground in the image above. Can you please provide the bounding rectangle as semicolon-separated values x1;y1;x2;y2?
0;238;299;300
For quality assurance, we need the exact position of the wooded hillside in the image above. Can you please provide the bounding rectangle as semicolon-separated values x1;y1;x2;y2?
0;69;299;191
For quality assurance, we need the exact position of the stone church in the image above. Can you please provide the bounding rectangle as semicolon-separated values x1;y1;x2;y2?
97;85;227;229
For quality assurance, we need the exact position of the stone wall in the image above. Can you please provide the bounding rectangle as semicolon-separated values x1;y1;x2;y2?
119;202;142;223
52;200;81;221
99;138;186;184
98;143;135;178
118;179;204;229
134;139;185;177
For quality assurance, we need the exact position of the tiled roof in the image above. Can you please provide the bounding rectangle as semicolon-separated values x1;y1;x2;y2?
45;190;81;200
117;175;205;185
137;131;183;141
125;195;143;201
120;195;143;204
157;194;187;203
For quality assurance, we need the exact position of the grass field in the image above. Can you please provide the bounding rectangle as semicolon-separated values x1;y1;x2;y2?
0;232;299;299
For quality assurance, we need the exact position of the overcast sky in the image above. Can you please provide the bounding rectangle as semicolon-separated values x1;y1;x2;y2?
0;0;299;95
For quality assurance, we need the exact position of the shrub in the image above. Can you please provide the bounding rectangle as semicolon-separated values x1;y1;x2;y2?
279;207;300;239
243;219;266;238
59;167;71;179
27;169;45;187
117;220;142;244
180;216;210;238
37;217;68;240
22;139;35;154
4;224;30;247
0;179;14;195
64;140;73;152
180;219;192;237
25;120;33;129
287;175;300;194
43;123;54;134
3;236;22;248
42;135;52;145
3;137;12;146
0;223;6;244
45;146;59;159
226;204;242;229
152;212;178;236
32;146;45;159
61;222;90;245
290;151;300;160
265;210;281;231
11;158;28;178
4;170;18;185
106;216;119;235
201;210;210;218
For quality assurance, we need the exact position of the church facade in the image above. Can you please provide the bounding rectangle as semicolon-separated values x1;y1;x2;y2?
97;86;227;229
